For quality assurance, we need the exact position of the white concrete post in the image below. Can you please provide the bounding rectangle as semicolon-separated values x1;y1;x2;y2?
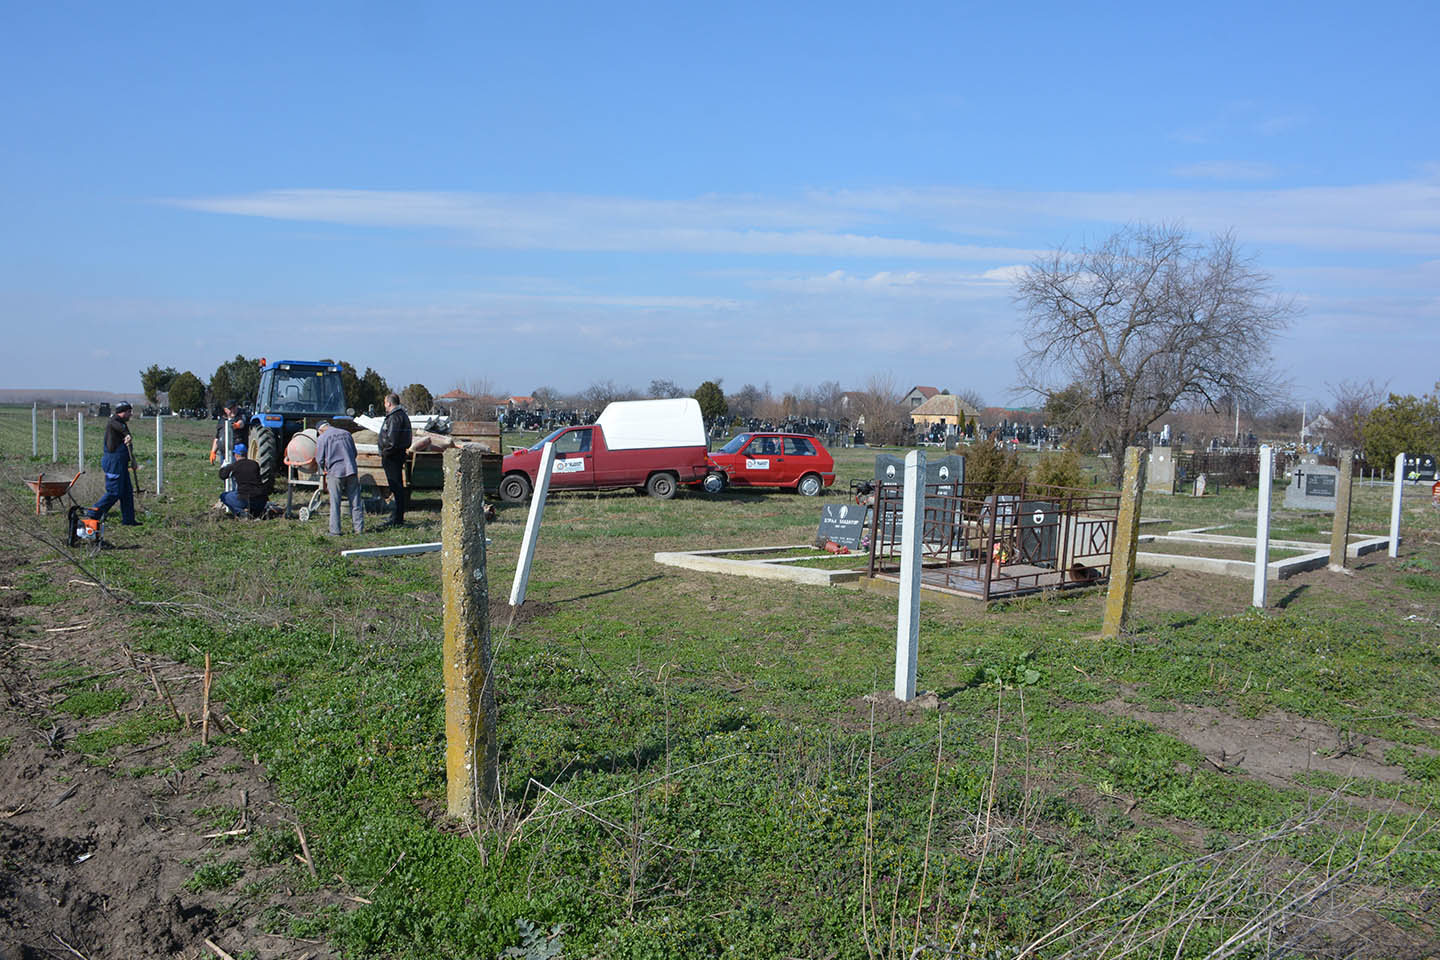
222;421;235;493
509;442;556;606
895;449;926;701
32;404;38;457
77;413;84;470
52;410;58;461
1389;452;1405;558
1253;445;1273;608
155;415;164;495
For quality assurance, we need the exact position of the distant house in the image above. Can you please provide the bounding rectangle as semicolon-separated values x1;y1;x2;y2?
910;394;978;431
507;395;535;410
901;385;940;409
435;389;475;406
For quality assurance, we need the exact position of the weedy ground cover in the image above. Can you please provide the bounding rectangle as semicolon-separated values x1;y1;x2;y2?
1;406;1437;958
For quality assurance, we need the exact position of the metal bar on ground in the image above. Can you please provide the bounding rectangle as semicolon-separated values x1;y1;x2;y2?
342;542;442;558
509;441;556;606
894;449;925;701
1389;452;1405;558
1253;445;1273;608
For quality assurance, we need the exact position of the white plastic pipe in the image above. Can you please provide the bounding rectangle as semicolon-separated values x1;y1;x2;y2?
1253;445;1272;608
895;449;926;701
1389;452;1405;558
510;442;557;606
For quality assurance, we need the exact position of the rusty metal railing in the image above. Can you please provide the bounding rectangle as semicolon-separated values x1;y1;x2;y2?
867;480;1120;600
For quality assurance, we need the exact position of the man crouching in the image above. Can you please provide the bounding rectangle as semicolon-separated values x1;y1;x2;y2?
218;442;270;518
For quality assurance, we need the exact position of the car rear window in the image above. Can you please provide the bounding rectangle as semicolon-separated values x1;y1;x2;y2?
783;437;815;455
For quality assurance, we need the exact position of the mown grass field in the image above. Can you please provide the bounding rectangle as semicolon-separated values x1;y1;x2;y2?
2;406;1438;958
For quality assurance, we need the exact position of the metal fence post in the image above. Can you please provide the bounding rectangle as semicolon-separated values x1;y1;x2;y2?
1389;452;1405;558
77;413;84;470
32;403;38;457
442;446;498;819
155;414;164;495
509;442;556;606
52;409;58;462
1253;445;1273;608
895;449;925;701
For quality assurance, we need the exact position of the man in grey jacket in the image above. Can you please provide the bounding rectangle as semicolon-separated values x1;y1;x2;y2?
315;421;363;535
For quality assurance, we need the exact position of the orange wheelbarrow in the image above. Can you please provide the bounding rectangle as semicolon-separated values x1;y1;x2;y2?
23;470;85;515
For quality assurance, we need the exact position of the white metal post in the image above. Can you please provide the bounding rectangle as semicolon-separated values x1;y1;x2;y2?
32;404;38;457
895;449;926;701
223;421;235;492
509;442;557;606
155;415;164;495
77;413;84;470
1389;452;1405;558
52;410;58;461
1253;445;1273;608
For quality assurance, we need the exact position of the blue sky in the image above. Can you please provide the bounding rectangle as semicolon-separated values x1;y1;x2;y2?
3;1;1437;407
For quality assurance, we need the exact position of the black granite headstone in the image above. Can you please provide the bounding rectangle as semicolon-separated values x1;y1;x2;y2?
814;503;869;550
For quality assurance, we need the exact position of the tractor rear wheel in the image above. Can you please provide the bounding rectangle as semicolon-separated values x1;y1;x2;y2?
252;426;280;490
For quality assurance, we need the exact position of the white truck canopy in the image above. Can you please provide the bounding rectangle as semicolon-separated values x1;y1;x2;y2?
596;398;706;450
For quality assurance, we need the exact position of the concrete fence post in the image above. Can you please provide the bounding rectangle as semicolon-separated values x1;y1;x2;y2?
1329;448;1354;570
894;449;925;701
1102;447;1147;639
510;442;556;606
1253;445;1273;608
1389;452;1405;558
441;446;498;819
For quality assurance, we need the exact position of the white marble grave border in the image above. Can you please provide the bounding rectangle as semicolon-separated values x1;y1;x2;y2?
1135;525;1390;581
653;545;865;586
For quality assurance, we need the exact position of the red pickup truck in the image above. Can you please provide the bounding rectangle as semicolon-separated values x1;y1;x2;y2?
498;398;709;502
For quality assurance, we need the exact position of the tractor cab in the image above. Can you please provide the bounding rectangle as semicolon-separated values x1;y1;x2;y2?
248;360;350;487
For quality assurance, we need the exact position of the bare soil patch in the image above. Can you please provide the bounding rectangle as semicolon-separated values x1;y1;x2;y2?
0;555;340;960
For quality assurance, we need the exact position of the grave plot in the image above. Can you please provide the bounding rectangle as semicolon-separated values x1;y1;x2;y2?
653;544;867;586
1136;524;1388;580
867;480;1120;600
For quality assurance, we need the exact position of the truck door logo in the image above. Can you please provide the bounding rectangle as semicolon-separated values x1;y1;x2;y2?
553;458;586;474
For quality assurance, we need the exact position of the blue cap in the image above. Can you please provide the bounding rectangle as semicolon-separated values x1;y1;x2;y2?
233;442;247;455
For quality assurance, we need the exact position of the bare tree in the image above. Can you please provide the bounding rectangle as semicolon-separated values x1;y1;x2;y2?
954;388;986;414
1013;223;1295;481
856;372;909;444
1326;378;1387;451
648;378;687;399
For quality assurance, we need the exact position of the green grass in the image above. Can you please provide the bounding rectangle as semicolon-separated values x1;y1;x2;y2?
2;405;1439;957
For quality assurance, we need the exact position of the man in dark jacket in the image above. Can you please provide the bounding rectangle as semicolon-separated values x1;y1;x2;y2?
378;393;412;527
209;400;249;463
217;443;269;517
88;401;140;526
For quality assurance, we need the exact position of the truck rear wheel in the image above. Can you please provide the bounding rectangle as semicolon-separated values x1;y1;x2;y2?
499;473;532;503
252;425;279;490
646;472;678;500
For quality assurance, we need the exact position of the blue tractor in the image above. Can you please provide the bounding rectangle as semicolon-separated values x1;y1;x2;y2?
247;360;351;488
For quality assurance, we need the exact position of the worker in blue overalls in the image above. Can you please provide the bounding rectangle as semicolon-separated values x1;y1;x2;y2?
89;401;141;526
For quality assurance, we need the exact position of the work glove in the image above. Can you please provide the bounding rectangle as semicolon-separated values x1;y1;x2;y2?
209;449;217;463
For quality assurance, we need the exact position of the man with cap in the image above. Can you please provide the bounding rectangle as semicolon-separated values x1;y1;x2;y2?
88;401;141;526
217;442;269;518
315;420;363;535
378;392;412;527
209;400;250;463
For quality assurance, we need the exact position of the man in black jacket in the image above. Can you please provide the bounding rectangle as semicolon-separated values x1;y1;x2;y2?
378;393;412;527
89;401;141;526
217;443;269;518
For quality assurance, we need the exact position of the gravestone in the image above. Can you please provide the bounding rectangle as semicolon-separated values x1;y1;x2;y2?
1016;500;1059;567
873;454;966;546
1193;473;1207;497
1284;455;1339;511
1147;448;1176;494
814;503;869;551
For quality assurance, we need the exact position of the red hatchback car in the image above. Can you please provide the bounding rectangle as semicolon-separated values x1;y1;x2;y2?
702;432;836;496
